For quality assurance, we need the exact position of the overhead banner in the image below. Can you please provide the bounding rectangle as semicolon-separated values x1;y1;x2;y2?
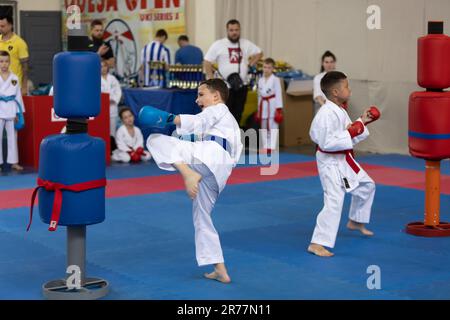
62;0;186;80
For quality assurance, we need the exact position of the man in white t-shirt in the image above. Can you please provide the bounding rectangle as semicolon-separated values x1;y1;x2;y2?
204;19;263;125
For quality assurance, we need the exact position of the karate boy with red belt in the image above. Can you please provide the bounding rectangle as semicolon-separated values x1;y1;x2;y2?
308;71;381;257
255;58;283;153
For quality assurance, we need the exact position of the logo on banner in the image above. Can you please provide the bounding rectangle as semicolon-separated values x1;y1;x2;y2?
228;48;242;64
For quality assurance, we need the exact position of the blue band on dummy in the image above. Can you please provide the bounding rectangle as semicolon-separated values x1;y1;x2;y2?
0;95;24;130
409;131;450;140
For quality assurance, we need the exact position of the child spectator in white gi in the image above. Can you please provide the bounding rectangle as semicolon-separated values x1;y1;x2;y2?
101;59;122;137
308;71;380;257
0;50;24;171
112;107;151;163
256;58;283;153
140;79;243;283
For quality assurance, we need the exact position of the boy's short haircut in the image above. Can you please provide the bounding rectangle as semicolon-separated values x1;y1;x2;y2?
90;19;103;29
0;50;10;58
155;29;168;40
264;58;276;67
178;35;189;42
200;79;229;102
119;107;133;119
320;71;347;98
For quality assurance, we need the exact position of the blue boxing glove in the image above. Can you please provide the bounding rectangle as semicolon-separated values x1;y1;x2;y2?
138;106;176;129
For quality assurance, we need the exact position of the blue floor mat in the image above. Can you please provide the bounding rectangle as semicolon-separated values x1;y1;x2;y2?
1;155;450;299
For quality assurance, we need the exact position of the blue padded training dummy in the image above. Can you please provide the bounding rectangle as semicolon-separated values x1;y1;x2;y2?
28;25;109;300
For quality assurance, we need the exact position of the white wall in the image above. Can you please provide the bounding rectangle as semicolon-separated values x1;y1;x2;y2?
214;0;450;155
17;0;60;11
191;0;217;53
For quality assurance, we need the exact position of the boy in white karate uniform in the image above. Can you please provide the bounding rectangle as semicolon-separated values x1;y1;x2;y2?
0;50;24;171
139;79;243;283
308;71;381;257
112;107;151;163
101;59;122;137
256;58;283;153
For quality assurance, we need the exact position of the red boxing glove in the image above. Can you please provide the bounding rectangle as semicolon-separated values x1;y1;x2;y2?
128;149;142;163
274;108;284;124
341;101;349;110
254;112;261;124
135;147;145;156
130;152;141;163
364;106;381;125
347;121;365;138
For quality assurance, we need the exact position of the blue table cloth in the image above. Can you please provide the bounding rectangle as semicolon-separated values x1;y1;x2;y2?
122;88;201;139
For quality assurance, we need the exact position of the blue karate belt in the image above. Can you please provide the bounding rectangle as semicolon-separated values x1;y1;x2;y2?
204;135;232;155
0;95;24;130
179;134;232;155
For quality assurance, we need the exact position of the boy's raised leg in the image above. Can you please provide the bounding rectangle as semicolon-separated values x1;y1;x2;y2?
174;162;202;199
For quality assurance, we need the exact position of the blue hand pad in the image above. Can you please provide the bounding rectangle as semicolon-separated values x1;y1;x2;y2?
138;105;175;129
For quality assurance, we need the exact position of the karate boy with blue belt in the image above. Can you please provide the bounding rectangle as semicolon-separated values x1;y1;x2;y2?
139;79;243;283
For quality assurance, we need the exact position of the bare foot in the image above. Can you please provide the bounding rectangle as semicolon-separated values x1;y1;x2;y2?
347;220;374;236
11;164;23;171
307;243;334;257
174;163;202;199
183;170;202;199
204;263;231;284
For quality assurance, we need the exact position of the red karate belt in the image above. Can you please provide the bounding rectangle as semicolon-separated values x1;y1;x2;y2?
258;94;276;129
27;177;107;232
317;146;360;174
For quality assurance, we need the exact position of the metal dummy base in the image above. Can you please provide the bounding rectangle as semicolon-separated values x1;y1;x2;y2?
42;226;109;300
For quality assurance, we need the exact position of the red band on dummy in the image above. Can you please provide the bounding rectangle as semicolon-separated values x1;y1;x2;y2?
341;101;349;110
274;108;283;124
28;178;107;232
365;106;381;125
348;121;365;138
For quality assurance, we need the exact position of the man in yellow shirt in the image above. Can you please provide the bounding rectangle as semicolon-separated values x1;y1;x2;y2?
0;14;29;94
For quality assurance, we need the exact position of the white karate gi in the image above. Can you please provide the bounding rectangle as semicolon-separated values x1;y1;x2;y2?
257;74;283;150
313;72;327;115
101;73;122;137
0;73;24;165
147;103;243;266
309;100;375;248
112;125;151;163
